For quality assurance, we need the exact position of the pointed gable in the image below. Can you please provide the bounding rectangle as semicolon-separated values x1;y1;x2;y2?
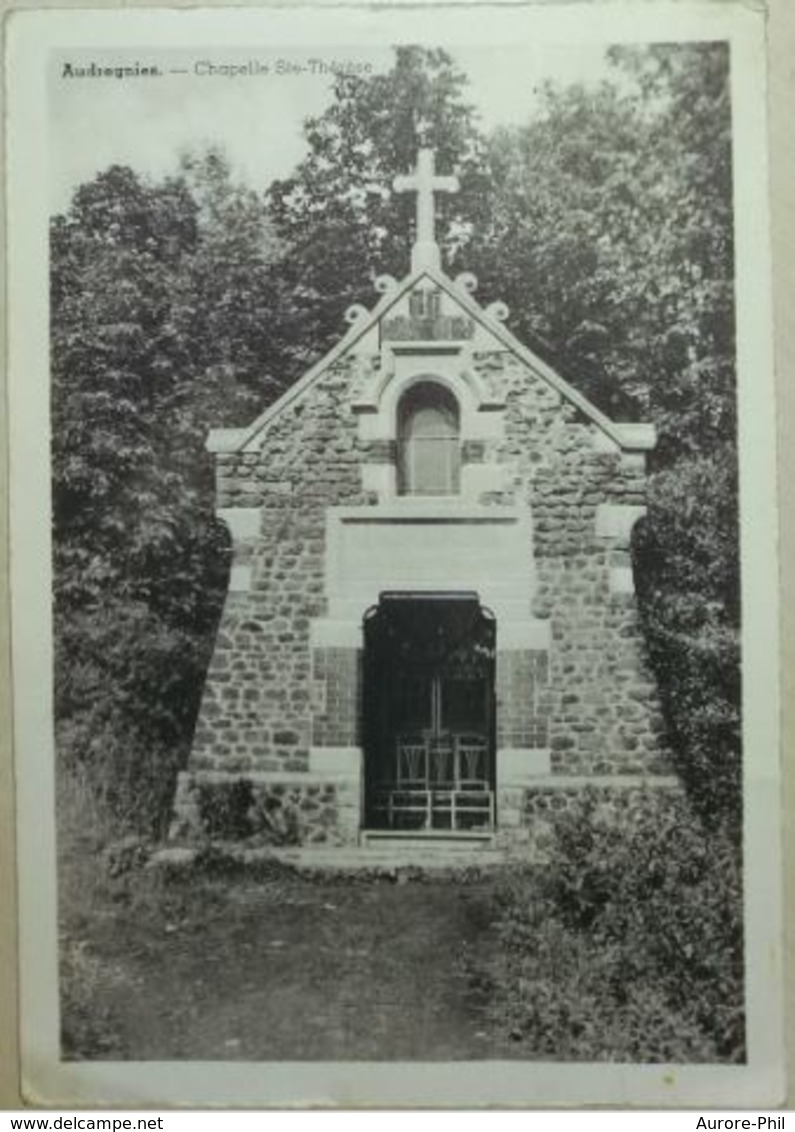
177;147;676;859
210;145;655;459
210;261;655;457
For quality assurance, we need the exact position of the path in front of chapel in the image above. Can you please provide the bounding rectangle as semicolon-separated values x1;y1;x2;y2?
72;875;516;1061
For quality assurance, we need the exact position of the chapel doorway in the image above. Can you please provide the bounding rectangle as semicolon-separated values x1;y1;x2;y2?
363;593;496;833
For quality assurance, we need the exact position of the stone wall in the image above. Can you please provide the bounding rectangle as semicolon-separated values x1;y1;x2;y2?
179;337;673;847
192;355;371;774
475;351;671;778
496;777;683;859
171;771;360;846
532;557;668;775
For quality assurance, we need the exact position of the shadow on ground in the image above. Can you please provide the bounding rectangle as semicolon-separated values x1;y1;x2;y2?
60;864;512;1061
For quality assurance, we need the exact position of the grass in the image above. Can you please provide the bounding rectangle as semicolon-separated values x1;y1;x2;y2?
59;856;507;1060
57;775;744;1064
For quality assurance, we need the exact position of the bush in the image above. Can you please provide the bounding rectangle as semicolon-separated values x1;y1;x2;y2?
486;788;744;1062
249;790;301;846
633;451;742;832
195;778;254;840
192;781;302;846
54;599;221;837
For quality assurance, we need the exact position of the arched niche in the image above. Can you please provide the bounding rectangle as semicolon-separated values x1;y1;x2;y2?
396;380;461;496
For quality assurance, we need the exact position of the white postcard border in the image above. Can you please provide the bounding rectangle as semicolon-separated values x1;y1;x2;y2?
6;2;784;1107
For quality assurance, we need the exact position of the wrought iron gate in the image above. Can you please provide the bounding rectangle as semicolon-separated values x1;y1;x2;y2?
363;593;496;832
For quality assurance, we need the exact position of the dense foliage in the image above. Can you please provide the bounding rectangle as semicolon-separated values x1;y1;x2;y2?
482;790;744;1061
266;47;490;367
51;156;280;829
51;43;739;838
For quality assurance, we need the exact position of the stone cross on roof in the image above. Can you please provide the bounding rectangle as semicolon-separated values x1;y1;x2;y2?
393;148;459;273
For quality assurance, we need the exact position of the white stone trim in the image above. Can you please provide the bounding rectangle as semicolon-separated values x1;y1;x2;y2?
227;263;658;456
591;430;621;453
309;747;362;779
511;774;682;790
323;504;536;623
620;451;647;472
310;609;548;654
609;566;636;595
228;564;253;592
595;503;647;544
356;354;505;447
357;342;501;412
207;428;246;453
183;769;360;787
217;507;261;541
496;618;550;650
613;423;657;451
329;501;522;524
497;748;551;781
360;463;396;497
310;619;364;649
460;462;512;496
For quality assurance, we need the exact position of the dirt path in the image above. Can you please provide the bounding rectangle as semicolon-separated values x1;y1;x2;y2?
72;874;507;1060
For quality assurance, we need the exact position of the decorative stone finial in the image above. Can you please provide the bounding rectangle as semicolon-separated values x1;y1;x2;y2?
455;272;478;294
344;304;370;327
485;300;510;323
374;274;399;296
393;149;459;272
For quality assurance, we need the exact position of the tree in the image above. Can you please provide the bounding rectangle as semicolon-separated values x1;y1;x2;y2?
51;44;740;832
634;446;741;826
614;45;739;826
604;43;735;461
51;167;205;616
175;148;291;424
445;43;737;823
468;84;651;417
51;157;286;831
464;44;734;460
266;46;490;375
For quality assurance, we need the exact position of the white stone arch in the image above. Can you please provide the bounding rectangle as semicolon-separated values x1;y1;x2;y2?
360;352;495;440
355;347;509;502
389;366;461;407
393;376;462;497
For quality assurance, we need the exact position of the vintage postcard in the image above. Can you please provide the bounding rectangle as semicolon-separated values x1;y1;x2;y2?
5;0;784;1107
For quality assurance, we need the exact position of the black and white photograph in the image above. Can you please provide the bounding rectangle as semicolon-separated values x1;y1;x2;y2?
6;1;783;1108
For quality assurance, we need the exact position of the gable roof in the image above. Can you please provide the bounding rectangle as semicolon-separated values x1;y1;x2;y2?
208;263;655;455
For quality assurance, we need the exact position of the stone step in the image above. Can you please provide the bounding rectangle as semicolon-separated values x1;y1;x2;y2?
150;841;512;875
360;829;494;852
269;845;507;872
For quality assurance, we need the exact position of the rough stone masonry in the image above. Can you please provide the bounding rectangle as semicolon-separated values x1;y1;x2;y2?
171;150;680;856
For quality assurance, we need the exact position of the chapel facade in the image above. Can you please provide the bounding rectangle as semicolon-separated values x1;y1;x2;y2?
171;150;679;855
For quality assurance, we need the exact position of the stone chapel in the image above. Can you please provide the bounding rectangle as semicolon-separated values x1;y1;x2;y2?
171;149;679;855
